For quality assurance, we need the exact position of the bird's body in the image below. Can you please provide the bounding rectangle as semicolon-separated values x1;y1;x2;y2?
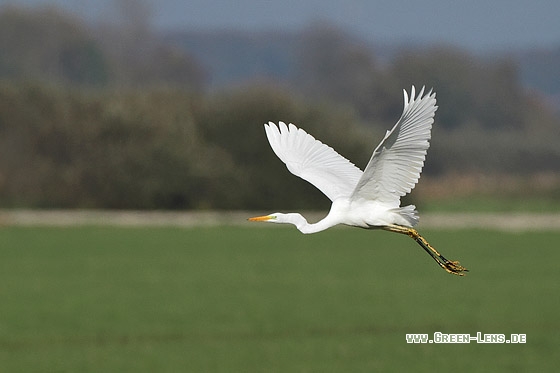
279;199;417;234
249;86;468;275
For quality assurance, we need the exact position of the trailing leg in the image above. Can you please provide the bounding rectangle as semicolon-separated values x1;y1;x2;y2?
382;224;468;276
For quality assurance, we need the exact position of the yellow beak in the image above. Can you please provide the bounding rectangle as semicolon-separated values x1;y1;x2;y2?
248;215;274;222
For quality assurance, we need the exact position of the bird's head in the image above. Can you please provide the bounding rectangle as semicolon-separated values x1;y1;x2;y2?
248;212;307;227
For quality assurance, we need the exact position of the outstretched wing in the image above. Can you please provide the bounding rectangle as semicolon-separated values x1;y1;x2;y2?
264;122;363;201
351;86;437;205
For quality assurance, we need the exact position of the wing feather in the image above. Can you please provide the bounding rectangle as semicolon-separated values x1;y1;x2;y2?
351;86;437;205
264;122;363;201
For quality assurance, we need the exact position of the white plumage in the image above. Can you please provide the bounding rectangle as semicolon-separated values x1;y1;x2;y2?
352;86;436;205
250;86;468;275
259;86;436;230
264;121;362;202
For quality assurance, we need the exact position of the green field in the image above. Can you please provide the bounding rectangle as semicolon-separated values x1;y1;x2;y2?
1;225;559;372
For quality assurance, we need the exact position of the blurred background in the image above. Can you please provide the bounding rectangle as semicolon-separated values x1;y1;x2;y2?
0;0;559;212
2;2;560;372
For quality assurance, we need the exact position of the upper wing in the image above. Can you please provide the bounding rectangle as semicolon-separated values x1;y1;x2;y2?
351;86;437;205
264;122;363;201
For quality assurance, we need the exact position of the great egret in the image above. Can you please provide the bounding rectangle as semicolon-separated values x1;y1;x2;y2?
249;86;467;276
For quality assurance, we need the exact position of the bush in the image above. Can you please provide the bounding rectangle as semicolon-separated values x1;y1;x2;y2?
195;84;372;209
0;83;371;209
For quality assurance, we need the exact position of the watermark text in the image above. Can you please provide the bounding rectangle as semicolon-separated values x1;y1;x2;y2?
406;332;526;344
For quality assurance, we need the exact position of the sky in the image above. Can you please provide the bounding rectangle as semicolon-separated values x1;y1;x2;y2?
4;0;560;51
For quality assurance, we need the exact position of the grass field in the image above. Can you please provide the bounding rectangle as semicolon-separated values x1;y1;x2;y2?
1;225;559;372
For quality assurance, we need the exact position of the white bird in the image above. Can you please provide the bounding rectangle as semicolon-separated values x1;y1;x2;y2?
249;86;467;276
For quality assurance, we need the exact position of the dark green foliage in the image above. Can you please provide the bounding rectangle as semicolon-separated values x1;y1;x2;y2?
1;78;559;209
197;85;372;209
0;85;201;208
0;83;370;209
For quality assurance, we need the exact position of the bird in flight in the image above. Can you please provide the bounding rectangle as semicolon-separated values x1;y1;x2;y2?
249;86;467;275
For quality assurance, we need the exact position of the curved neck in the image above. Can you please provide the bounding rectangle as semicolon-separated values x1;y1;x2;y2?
287;213;339;234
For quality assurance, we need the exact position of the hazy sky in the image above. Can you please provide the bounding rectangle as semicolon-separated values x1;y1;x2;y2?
5;0;560;51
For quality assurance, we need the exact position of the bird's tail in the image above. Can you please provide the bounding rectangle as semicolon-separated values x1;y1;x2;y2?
392;205;419;227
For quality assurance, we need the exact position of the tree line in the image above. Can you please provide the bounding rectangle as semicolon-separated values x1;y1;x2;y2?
1;81;558;210
0;5;559;209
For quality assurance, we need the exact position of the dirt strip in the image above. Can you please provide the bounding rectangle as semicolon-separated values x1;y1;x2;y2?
1;209;560;231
